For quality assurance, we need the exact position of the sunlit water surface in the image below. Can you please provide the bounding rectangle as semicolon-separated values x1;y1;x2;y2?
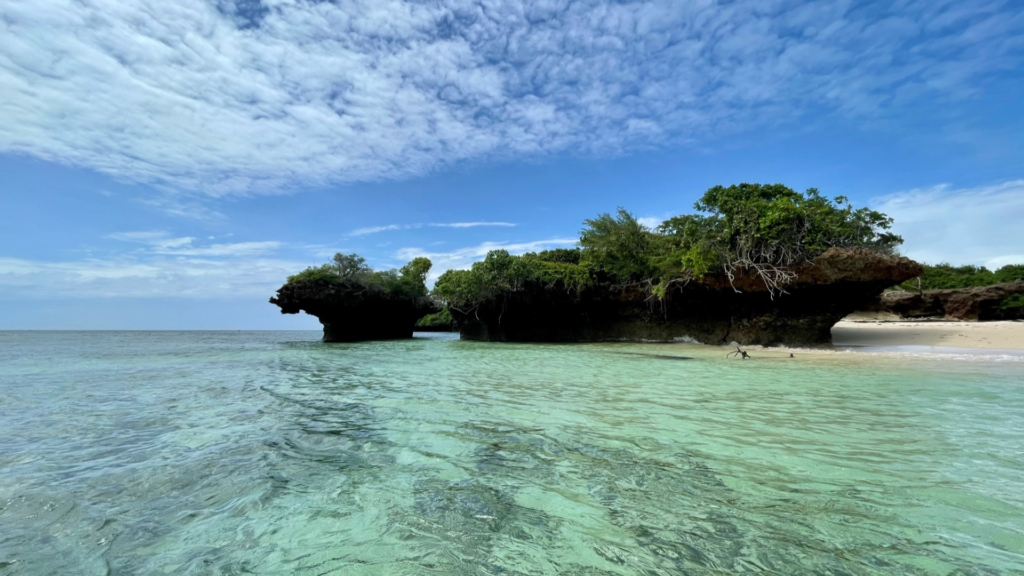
1;331;1021;575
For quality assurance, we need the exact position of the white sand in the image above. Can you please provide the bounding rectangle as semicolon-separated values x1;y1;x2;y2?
831;320;1023;350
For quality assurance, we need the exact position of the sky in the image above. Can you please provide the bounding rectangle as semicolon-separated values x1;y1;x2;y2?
0;0;1021;329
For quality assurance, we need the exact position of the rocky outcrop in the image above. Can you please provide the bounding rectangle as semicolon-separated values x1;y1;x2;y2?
270;281;439;342
450;248;923;346
871;281;1024;321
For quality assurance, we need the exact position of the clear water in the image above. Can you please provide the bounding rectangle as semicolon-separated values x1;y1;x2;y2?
1;331;1021;575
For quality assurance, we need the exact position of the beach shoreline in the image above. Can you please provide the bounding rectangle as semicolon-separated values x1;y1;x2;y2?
830;319;1023;351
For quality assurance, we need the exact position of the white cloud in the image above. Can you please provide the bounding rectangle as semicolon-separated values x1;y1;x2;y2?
107;231;195;250
136;195;225;221
349;221;515;236
872;180;1023;269
350;224;410;236
636;215;673;230
430;222;516;229
154;241;283;257
1;0;1017;196
0;232;298;298
0;231;576;298
397;237;577;282
0;255;301;299
108;230;281;256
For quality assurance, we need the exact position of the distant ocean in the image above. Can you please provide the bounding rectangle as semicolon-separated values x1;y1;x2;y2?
1;331;1021;574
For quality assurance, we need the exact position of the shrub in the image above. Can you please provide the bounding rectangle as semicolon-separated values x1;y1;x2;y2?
579;209;656;280
415;308;454;328
655;184;901;292
1000;294;1024;310
284;253;431;300
898;263;1024;291
433;183;902;307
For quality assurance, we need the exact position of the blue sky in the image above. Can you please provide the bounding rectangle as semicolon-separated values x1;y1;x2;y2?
1;0;1021;329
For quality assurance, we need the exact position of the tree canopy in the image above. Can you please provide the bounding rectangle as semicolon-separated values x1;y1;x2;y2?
897;263;1023;291
286;253;432;300
435;183;903;307
433;248;592;308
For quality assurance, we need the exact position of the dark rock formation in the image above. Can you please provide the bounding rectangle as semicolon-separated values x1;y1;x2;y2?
270;281;439;342
869;281;1024;321
450;248;923;347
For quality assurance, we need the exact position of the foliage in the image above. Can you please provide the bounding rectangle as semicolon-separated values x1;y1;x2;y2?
433;183;904;307
332;253;372;279
287;264;342;284
579;209;656;280
653;184;901;293
433;249;595;308
400;257;432;285
995;265;1024;284
415;307;454;328
533;248;582;264
1000;294;1024;310
575;183;901;295
286;253;431;300
897;263;1024;291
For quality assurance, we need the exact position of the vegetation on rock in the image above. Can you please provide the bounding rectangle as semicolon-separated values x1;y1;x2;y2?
874;279;1024;321
895;263;1023;291
284;253;432;300
1000;293;1024;310
435;183;903;311
872;264;1024;319
270;253;437;341
433;248;595;310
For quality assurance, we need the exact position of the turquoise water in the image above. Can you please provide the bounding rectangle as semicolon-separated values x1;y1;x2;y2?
1;331;1021;575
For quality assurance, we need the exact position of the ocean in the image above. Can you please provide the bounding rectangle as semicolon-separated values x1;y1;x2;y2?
1;331;1021;575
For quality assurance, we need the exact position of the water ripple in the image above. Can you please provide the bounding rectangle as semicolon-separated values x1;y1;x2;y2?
0;331;1021;575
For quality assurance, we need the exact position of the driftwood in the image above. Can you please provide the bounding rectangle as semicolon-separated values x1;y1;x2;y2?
727;346;751;360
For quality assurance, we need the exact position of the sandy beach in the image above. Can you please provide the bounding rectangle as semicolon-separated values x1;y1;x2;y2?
831;320;1023;350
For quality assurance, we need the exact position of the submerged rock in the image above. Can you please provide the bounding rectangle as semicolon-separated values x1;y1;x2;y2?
450;248;922;347
870;280;1024;321
270;280;439;342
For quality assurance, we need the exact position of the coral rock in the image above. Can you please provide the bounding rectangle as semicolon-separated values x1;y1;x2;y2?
451;248;922;346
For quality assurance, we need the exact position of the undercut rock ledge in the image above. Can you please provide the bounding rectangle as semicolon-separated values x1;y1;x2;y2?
450;248;923;347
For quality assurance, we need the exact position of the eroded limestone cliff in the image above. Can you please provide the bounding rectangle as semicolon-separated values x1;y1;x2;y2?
450;248;923;346
270;280;439;342
870;281;1024;321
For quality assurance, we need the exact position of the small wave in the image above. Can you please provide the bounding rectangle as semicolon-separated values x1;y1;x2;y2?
781;344;1024;363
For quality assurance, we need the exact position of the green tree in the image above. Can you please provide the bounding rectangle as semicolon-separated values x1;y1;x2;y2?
400;257;432;284
284;253;432;301
332;253;372;279
579;208;656;280
898;263;1024;291
433;183;905;307
656;183;902;294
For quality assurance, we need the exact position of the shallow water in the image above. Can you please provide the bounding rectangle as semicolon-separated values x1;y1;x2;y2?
1;331;1021;575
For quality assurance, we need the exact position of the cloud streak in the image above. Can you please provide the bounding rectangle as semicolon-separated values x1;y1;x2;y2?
0;254;301;299
1;0;1018;196
0;230;573;298
108;231;282;256
0;231;297;299
349;221;516;236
